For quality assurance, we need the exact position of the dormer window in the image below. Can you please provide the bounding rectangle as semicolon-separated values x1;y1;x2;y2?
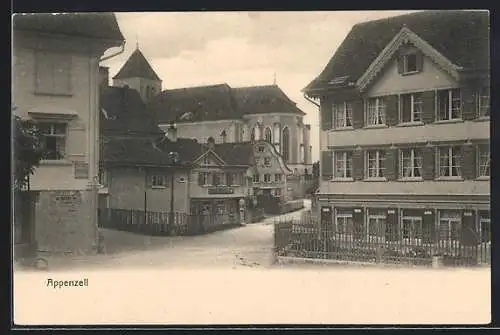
403;54;417;73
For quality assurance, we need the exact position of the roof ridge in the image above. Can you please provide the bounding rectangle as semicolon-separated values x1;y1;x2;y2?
164;83;231;92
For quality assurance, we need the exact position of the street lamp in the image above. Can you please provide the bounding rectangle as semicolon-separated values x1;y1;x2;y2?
168;151;180;226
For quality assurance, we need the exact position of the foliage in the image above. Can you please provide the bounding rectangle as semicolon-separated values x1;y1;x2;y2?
13;114;44;190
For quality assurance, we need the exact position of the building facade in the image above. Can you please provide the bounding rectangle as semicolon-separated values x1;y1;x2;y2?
304;11;490;245
12;13;124;255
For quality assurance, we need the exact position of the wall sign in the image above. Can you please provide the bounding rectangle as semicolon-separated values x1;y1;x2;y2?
424;210;433;215
354;209;362;213
463;212;473;217
387;209;395;214
208;187;234;195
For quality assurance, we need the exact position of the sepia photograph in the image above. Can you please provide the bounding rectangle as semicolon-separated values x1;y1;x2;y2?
12;10;491;326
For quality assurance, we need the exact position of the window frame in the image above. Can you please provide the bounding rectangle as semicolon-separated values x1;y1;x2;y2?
437;146;462;179
365;149;386;180
39;121;67;161
402;53;418;74
478;211;491;243
264;157;272;167
400;211;423;242
366;209;387;239
437;89;462;121
399;92;424;124
477;144;490;179
332;101;353;129
333;151;353;180
274;173;282;182
399;148;423;180
437;210;461;243
366;97;387;126
151;174;167;188
264;173;272;183
335;208;353;235
252;174;260;183
477;87;490;118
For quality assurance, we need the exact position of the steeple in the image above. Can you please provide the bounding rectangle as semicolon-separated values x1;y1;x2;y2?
112;47;162;102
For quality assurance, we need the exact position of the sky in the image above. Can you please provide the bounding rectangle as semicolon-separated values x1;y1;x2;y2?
102;11;417;162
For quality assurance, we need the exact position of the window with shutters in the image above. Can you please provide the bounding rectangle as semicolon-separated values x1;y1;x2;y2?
478;211;490;243
39;122;67;160
253;174;260;183
399;148;423;179
333;151;352;179
335;208;353;235
437;146;462;178
151;174;167;188
264;173;272;183
35;51;72;95
400;93;423;123
366;150;386;179
437;210;461;243
366;97;386;126
275;173;282;182
478;144;490;178
478;87;490;118
437;89;461;121
332;102;353;129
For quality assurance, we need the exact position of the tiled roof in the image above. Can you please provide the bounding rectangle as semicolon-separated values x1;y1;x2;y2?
147;83;305;123
100;86;163;138
148;84;238;123
13;13;124;42
102;137;176;166
112;48;161;81
304;10;489;93
212;142;254;166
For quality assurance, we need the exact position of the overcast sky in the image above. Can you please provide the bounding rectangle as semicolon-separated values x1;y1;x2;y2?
102;11;417;162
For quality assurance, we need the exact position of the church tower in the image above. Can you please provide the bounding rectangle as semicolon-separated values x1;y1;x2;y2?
112;46;162;102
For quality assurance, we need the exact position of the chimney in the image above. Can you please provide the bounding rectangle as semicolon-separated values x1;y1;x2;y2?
165;123;177;142
99;66;109;89
207;136;215;150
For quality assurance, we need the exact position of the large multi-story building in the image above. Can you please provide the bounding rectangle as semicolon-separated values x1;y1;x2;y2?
304;11;490;244
109;47;313;176
12;13;124;255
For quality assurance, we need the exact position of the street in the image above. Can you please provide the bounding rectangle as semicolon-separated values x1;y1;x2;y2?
13;200;491;325
20;200;309;272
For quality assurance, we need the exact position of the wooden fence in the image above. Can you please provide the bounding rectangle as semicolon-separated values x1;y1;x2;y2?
98;208;242;236
274;217;490;267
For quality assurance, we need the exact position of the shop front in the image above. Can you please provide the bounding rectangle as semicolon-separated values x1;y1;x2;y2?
190;197;242;228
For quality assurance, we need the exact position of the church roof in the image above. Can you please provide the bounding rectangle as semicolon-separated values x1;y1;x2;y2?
147;83;305;123
113;48;162;81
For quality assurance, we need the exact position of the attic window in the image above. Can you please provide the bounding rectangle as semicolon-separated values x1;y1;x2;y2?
398;51;422;75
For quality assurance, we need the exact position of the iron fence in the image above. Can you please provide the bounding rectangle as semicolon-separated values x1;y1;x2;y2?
274;217;490;267
98;208;242;236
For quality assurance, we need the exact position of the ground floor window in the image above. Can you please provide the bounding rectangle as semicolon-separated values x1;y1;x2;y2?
478;210;490;243
438;210;461;242
335;208;352;234
366;208;386;238
401;210;423;241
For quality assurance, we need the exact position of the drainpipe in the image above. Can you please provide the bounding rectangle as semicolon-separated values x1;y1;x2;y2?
303;93;320;108
99;41;126;62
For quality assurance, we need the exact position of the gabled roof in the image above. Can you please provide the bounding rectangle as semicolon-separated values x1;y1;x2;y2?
100;86;163;138
147;83;305;123
13;13;124;42
113;48;161;81
304;10;489;94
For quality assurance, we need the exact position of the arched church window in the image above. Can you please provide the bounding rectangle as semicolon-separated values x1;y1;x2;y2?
264;127;272;144
282;126;290;162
